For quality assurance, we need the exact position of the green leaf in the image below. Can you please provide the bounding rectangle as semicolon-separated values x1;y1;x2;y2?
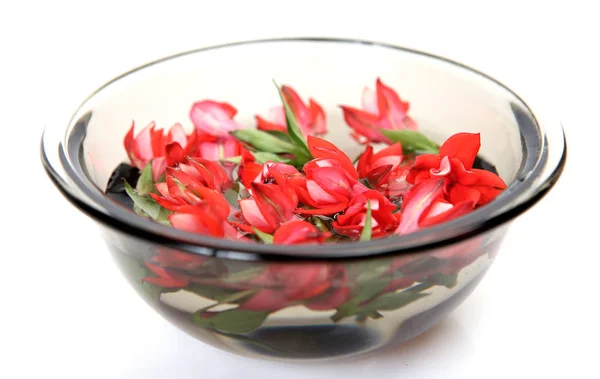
125;181;170;224
364;290;429;312
136;163;155;196
359;200;373;241
426;273;458;289
273;81;311;156
192;309;269;334
222;266;266;283
355;257;393;282
185;284;241;302
223;188;240;209
330;302;357;322
380;129;439;154
353;276;390;304
252;151;291;164
253;227;274;244
221;156;242;164
231;129;302;155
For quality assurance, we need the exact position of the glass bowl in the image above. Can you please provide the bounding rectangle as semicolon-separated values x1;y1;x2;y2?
41;38;566;361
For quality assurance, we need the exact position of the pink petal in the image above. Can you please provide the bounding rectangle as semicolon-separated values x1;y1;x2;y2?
239;199;270;228
151;157;167;181
189;100;243;138
395;179;444;235
361;86;378;114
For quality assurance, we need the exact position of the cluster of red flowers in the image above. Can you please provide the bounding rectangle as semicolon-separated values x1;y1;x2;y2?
122;79;507;245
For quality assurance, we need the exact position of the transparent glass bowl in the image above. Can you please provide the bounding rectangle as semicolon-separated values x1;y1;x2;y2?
41;38;566;361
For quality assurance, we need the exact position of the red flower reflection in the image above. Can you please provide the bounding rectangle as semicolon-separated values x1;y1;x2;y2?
340;78;417;144
241;264;348;312
124;121;197;180
256;85;327;136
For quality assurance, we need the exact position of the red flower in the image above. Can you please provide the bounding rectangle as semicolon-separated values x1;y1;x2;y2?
340;78;417;144
304;265;349;311
273;220;329;244
256;85;327;136
294;136;367;215
252;161;306;189
189;100;243;161
143;262;190;289
238;179;299;233
168;203;242;240
173;157;232;191
149;249;207;271
406;133;507;206
124;121;197;180
237;149;264;189
150;166;231;213
241;264;347;312
395;179;475;235
357;143;412;199
332;190;399;239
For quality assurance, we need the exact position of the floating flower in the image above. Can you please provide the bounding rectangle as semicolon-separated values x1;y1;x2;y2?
189;100;244;160
406;133;507;206
168;203;241;240
143;262;190;289
238;179;299;233
357;143;413;198
294;137;367;215
273;220;329;245
333;190;399;239
395;179;475;235
241;263;347;312
340;78;417;144
150;166;231;214
256;85;327;136
124;121;197;180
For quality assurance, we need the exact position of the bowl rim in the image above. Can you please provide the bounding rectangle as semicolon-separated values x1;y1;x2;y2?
41;37;567;261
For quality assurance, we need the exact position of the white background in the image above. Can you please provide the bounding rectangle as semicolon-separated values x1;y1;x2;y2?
1;1;598;378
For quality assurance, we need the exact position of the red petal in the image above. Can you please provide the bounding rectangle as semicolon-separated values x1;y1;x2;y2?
255;115;286;132
169;212;225;238
252;182;297;228
339;105;387;144
308;99;327;135
282;85;310;126
449;183;481;205
472;169;507;189
307;136;358;179
375;78;414;132
357;145;373;179
439;133;480;169
420;200;475;227
124;121;135;163
396;179;444;235
167;123;188;147
165;142;184;166
239;155;264;189
273;220;323;244
132;121;156;163
142;276;189;288
151;157;167;181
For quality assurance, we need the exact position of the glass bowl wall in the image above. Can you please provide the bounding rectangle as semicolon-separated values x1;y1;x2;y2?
41;38;566;360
